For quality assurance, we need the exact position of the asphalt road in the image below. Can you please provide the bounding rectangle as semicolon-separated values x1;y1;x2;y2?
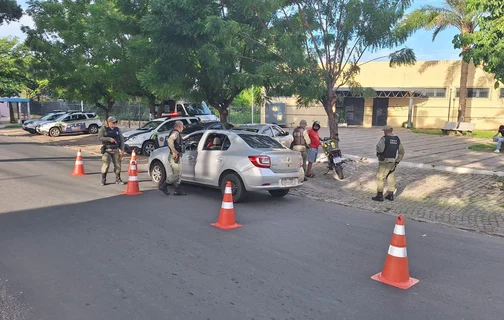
0;135;503;320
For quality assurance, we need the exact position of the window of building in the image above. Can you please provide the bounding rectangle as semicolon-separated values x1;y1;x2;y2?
421;88;447;98
456;88;490;98
500;88;504;99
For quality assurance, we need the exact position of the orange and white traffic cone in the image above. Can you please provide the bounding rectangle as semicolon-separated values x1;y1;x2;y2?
371;215;419;290
123;160;142;196
211;181;242;230
71;149;86;176
128;149;137;175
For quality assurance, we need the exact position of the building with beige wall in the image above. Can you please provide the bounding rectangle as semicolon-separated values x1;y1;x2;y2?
262;60;504;130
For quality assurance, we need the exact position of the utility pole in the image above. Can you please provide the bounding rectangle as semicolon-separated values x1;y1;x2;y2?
251;86;254;124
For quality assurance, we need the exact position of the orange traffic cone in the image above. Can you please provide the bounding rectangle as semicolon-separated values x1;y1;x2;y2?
371;215;419;290
123;160;142;196
71;149;86;176
211;181;242;230
128;149;137;175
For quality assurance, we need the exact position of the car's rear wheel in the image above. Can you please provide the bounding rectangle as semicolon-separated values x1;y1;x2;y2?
150;161;166;187
49;127;61;137
88;124;99;134
220;172;246;203
268;189;290;198
142;140;156;156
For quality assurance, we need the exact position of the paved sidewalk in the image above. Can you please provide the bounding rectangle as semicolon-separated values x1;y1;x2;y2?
292;160;504;236
315;127;504;173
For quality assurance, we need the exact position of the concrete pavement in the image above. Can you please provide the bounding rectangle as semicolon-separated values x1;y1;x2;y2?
1;135;504;319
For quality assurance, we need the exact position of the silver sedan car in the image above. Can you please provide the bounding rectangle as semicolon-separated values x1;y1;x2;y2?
231;123;294;148
148;130;304;202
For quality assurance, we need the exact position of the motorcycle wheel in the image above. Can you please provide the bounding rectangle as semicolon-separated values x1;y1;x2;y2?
333;164;344;180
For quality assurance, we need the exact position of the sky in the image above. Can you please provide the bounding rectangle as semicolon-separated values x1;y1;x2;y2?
0;0;461;62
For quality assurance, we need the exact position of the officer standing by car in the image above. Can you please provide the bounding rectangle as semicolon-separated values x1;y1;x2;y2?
159;120;187;196
291;120;311;180
98;116;125;186
372;125;405;202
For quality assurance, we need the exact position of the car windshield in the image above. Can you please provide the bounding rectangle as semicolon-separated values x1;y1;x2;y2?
41;113;61;121
139;121;162;130
238;134;283;149
234;127;259;133
53;114;69;122
184;102;212;116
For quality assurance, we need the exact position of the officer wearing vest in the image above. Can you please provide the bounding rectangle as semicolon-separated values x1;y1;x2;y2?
159;120;187;196
372;125;405;202
98;116;125;186
291;120;311;179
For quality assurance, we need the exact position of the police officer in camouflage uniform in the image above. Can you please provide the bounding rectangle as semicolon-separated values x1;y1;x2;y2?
98;116;125;186
372;125;405;202
291;120;311;180
159;120;187;196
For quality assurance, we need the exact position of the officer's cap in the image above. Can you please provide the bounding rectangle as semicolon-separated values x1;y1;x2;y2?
107;116;118;123
382;125;393;131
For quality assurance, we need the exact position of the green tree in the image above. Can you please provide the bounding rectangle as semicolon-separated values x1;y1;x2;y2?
0;0;23;25
139;0;275;121
456;0;504;87
0;37;35;122
400;0;482;123
260;0;415;139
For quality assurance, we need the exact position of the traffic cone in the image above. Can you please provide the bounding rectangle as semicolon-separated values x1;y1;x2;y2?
71;149;86;176
371;215;419;290
123;160;142;196
211;181;242;230
128;149;137;175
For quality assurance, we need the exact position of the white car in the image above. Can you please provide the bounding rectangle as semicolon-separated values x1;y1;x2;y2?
123;117;199;156
148;129;304;202
231;123;294;148
161;100;219;123
22;111;67;134
38;112;102;137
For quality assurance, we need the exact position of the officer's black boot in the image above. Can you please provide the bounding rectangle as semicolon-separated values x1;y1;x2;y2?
101;173;107;186
385;192;394;201
158;182;170;196
173;186;187;196
115;174;125;185
372;192;384;202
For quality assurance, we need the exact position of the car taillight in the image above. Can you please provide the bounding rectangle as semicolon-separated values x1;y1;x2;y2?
249;155;271;168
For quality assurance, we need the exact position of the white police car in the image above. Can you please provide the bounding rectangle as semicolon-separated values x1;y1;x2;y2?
22;111;67;134
123;117;199;156
38;112;102;137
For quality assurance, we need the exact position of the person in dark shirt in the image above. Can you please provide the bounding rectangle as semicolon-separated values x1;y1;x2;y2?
493;125;504;153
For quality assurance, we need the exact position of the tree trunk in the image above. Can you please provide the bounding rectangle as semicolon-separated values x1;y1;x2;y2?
149;102;156;119
458;41;471;123
8;102;16;123
218;107;229;122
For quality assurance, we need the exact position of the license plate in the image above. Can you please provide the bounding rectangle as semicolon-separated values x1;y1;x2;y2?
333;156;342;163
280;178;298;187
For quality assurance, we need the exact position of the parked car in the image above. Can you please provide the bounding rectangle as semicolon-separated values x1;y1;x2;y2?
231;123;294;148
148;129;304;202
181;121;235;137
37;112;102;137
160;100;219;122
22;111;67;134
123;117;199;156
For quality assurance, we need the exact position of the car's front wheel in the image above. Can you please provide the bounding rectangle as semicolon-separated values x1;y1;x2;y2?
49;127;61;137
142;140;156;156
88;124;99;134
220;172;246;203
150;160;166;187
268;189;290;198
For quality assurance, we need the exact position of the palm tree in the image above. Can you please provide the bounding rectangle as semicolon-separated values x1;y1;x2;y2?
401;0;482;122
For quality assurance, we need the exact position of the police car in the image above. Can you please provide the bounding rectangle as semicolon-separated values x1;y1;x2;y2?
37;111;103;137
123;117;199;156
22;111;67;134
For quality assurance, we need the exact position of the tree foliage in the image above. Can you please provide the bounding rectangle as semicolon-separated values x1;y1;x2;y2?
456;0;504;87
260;0;416;138
400;0;482;122
0;37;33;97
0;0;22;25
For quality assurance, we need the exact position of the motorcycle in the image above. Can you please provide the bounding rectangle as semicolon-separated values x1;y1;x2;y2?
321;137;347;180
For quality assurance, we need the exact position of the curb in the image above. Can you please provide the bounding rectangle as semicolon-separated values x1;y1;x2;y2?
316;154;504;177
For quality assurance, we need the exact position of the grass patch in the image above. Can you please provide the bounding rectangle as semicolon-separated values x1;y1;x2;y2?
468;143;497;152
2;124;22;129
412;129;497;139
